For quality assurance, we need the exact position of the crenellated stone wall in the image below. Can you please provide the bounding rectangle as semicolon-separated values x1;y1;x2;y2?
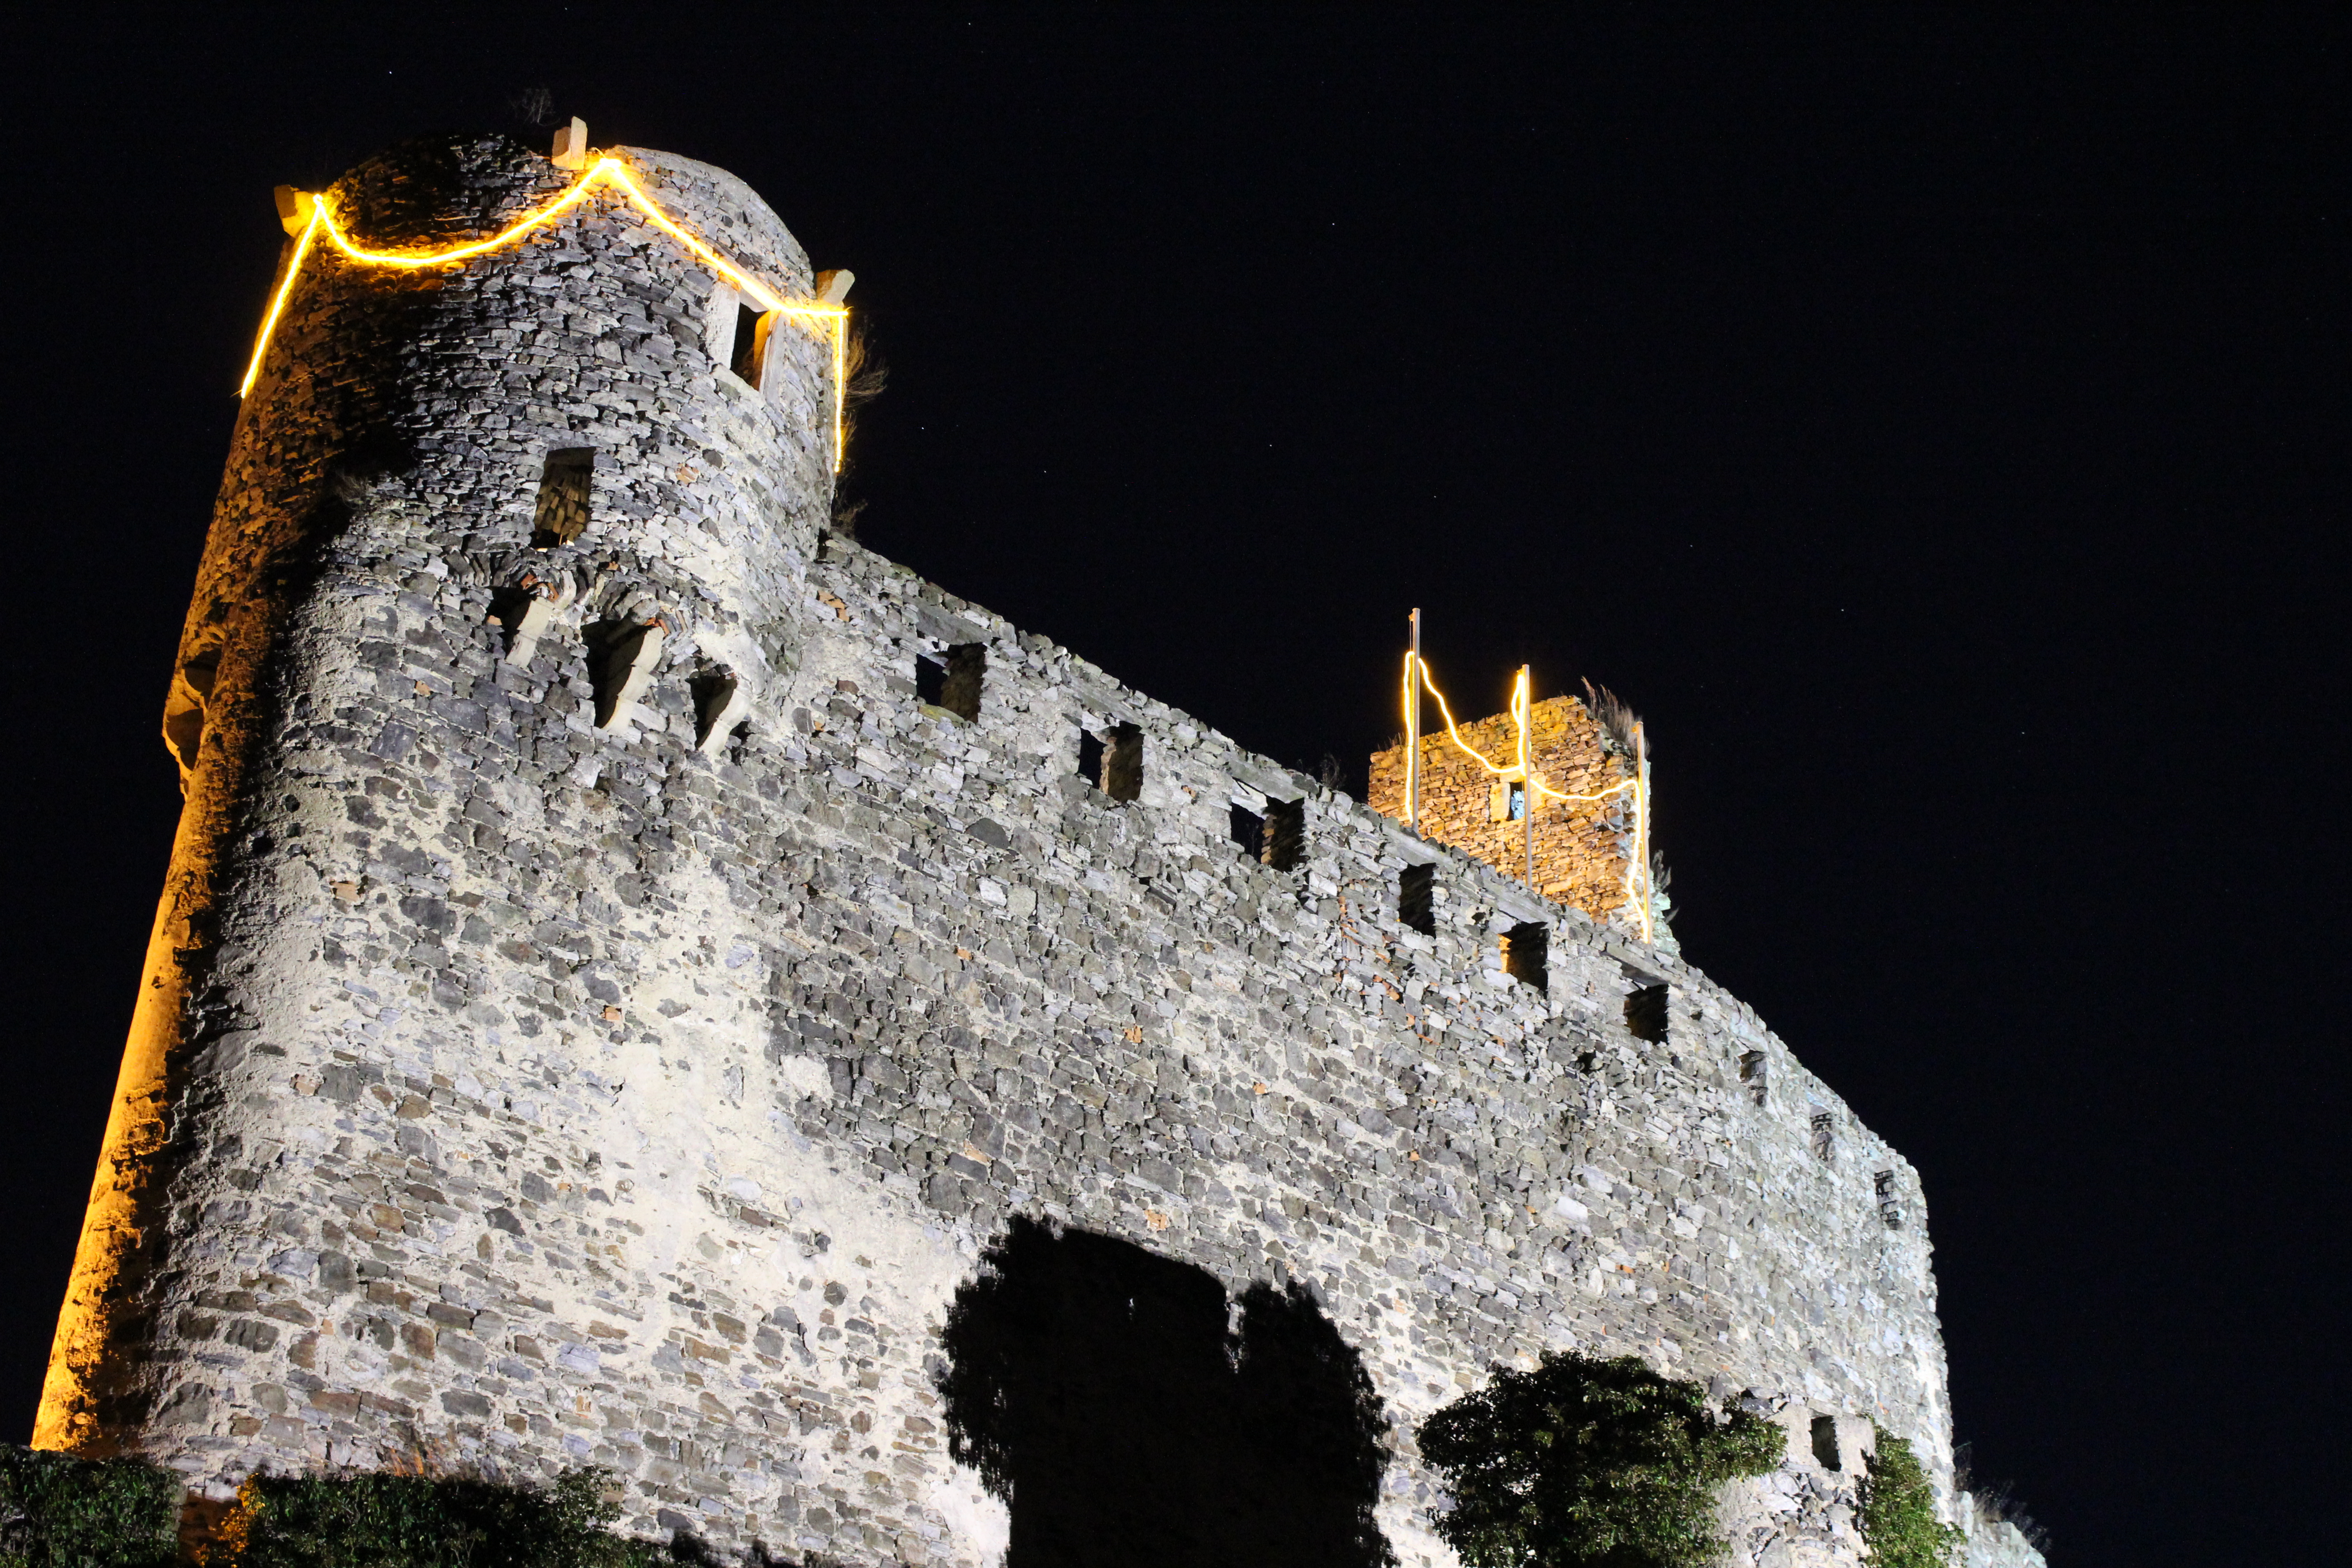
40;131;2035;1568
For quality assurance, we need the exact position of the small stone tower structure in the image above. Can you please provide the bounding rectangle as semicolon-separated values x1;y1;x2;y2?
1367;693;1671;947
41;130;2039;1568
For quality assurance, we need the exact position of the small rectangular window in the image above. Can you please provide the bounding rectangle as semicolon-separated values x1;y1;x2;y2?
690;669;740;752
1398;863;1436;934
940;643;985;721
1624;983;1668;1044
1263;798;1305;872
1230;802;1265;860
1738;1049;1769;1105
1811;1414;1842;1470
1101;722;1143;802
532;448;595;548
1874;1171;1904;1230
1811;1111;1835;1163
1077;729;1105;786
916;654;946;706
1507;780;1527;821
730;301;771;385
1502;921;1548;992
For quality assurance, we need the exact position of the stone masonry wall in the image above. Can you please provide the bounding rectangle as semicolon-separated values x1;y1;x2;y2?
1367;696;1662;943
42;132;2025;1568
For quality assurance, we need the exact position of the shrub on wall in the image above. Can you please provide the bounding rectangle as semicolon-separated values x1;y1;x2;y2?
203;1467;661;1567
1857;1428;1964;1568
1417;1352;1783;1568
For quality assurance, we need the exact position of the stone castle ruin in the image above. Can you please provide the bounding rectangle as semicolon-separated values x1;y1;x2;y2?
39;128;2045;1568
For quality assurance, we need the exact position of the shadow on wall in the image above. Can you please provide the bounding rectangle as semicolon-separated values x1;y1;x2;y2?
937;1218;1392;1568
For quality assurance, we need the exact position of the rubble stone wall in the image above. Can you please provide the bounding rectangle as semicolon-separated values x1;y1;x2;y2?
40;133;2032;1568
1367;696;1646;934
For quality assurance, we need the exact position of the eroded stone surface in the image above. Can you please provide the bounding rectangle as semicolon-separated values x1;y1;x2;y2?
42;131;2038;1568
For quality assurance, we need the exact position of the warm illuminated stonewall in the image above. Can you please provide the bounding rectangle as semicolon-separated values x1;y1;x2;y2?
40;130;2039;1568
1367;694;1668;949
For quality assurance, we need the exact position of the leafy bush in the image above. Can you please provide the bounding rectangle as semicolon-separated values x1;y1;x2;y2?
0;1445;180;1568
1418;1352;1784;1568
1857;1429;1963;1568
204;1467;663;1567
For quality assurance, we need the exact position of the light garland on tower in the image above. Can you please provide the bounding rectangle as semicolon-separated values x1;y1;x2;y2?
1401;651;1654;943
240;156;851;470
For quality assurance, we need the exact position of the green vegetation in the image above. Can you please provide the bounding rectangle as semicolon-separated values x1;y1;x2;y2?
1418;1352;1784;1568
0;1450;680;1568
204;1467;664;1567
1857;1428;1964;1568
0;1446;179;1568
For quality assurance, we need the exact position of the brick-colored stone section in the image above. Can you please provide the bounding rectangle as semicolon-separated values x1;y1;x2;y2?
40;129;2034;1568
1368;696;1659;940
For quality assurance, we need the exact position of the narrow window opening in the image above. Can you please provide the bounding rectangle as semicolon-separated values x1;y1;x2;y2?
1077;729;1105;787
916;654;947;707
531;448;595;548
1811;1415;1842;1471
487;580;558;665
1502;922;1548;992
1624;983;1669;1044
1101;722;1143;802
1229;803;1265;861
587;615;665;730
1874;1171;1904;1230
690;668;741;753
1738;1049;1769;1106
1507;779;1527;821
163;645;223;779
939;643;985;721
1398;863;1436;935
1811;1111;1835;1163
729;301;770;386
1263;797;1305;871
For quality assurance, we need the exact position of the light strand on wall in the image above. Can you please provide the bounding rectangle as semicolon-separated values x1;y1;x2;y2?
1410;660;1636;803
1404;647;1651;941
240;157;851;470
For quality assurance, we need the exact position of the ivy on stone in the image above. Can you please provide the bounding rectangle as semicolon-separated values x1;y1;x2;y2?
0;1446;179;1568
1418;1352;1784;1568
1857;1428;1964;1568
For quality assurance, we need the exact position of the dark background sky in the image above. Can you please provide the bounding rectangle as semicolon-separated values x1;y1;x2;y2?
7;6;2346;1564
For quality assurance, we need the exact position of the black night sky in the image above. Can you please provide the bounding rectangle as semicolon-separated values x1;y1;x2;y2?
6;8;2346;1565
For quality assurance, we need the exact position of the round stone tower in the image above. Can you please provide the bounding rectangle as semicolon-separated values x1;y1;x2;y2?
39;131;840;1466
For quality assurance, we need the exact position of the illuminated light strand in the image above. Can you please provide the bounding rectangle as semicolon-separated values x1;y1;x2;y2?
1410;660;1634;802
240;203;326;401
1627;723;1654;945
240;157;852;470
1412;659;1516;777
1405;652;1653;939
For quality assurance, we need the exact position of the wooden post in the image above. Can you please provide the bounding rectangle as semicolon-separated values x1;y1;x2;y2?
1633;720;1651;941
1521;664;1536;889
1405;608;1422;832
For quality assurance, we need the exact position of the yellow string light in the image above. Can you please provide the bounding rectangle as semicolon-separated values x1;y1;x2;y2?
1409;659;1635;803
241;203;325;401
1404;653;1654;938
239;156;851;470
1412;659;1516;777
